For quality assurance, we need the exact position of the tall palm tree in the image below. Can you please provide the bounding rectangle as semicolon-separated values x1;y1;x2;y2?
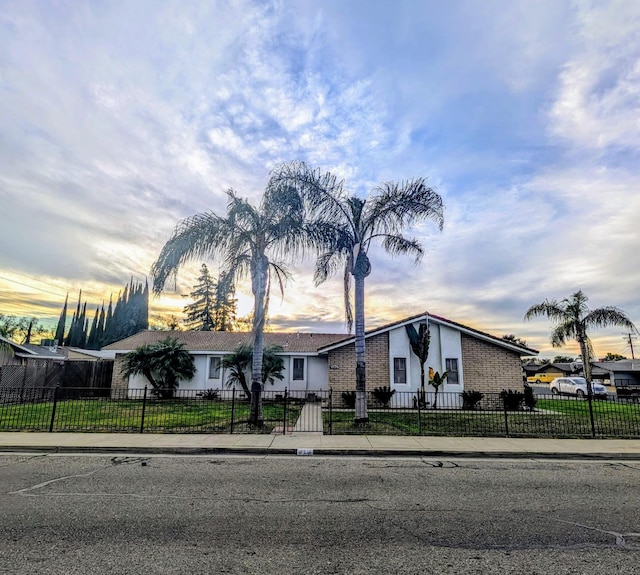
524;290;637;395
270;160;444;422
151;171;320;425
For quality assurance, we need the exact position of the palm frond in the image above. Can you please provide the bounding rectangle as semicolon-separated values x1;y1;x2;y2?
151;212;233;294
268;160;351;226
313;249;348;286
268;262;291;301
584;307;637;331
366;178;444;236
379;235;424;263
523;300;566;322
550;322;575;347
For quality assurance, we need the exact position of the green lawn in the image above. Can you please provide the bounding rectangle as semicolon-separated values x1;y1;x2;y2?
0;398;302;434
326;398;640;438
3;396;639;438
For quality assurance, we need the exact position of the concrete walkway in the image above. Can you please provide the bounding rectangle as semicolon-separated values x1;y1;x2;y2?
292;402;323;433
2;431;640;459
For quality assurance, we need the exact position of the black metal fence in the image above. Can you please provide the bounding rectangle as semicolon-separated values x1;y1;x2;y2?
1;387;639;438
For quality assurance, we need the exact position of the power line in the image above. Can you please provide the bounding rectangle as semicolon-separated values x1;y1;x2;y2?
0;275;70;298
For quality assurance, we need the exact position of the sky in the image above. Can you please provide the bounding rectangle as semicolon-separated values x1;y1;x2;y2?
1;0;639;359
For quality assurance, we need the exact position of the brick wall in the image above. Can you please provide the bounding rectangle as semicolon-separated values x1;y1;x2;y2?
328;332;389;405
460;334;523;393
110;355;129;398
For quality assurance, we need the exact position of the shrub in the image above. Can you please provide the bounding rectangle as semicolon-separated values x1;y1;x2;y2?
201;389;220;401
341;390;356;409
500;389;525;411
372;386;396;407
461;390;484;410
523;385;537;410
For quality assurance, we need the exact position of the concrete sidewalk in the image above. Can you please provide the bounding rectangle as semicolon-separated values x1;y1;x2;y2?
2;432;640;459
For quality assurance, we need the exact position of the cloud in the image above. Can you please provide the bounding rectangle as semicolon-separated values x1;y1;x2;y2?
0;0;639;359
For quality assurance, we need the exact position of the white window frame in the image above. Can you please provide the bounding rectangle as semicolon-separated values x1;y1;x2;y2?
393;357;408;385
445;358;460;386
292;357;305;381
208;356;222;380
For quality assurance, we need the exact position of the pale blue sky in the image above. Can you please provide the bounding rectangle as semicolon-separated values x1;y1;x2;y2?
1;0;639;357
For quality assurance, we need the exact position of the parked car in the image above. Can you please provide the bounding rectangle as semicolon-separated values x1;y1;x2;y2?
527;372;562;385
549;377;608;399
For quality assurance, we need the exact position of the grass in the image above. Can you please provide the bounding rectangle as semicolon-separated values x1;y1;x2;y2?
0;398;302;434
326;397;640;438
3;395;639;438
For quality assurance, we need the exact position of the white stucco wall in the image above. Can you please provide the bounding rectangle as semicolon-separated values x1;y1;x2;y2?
387;321;463;408
126;352;329;398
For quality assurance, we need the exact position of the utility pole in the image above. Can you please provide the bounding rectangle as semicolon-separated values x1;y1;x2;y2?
624;332;636;359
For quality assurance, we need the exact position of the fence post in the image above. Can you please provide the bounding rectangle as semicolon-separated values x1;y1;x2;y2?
283;388;288;435
587;393;596;438
230;387;236;434
502;395;510;437
49;386;59;433
139;386;148;434
329;389;333;435
417;393;422;435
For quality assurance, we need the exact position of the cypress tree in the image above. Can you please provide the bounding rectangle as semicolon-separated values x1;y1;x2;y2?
87;306;100;350
54;293;68;345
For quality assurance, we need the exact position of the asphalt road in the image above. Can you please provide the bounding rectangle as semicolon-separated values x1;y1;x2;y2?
2;453;640;574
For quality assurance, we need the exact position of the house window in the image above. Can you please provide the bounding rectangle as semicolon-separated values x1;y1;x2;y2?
292;358;305;381
209;357;221;380
445;358;459;385
393;358;407;384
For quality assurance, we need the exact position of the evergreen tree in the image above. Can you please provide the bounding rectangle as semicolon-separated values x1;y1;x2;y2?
87;306;100;349
54;294;68;345
213;273;237;331
183;264;216;331
183;265;236;331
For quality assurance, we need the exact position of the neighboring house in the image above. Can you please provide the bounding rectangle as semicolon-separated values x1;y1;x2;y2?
0;336;65;366
592;360;640;394
528;362;609;383
104;312;537;402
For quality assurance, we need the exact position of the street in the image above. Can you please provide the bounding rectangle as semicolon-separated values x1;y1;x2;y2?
1;453;640;574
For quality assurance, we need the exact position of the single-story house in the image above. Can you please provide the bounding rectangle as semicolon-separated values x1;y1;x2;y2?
104;312;537;404
0;336;66;367
592;360;640;395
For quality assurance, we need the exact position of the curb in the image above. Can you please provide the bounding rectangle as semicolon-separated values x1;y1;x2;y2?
3;444;640;460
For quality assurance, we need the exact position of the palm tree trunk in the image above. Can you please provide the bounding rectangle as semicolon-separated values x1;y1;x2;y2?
354;271;368;423
249;254;268;426
578;335;593;396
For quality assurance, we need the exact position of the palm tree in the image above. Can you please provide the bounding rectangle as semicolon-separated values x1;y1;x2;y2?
221;344;253;399
222;343;285;400
122;337;196;399
151;171;320;425
524;290;637;396
270;160;444;422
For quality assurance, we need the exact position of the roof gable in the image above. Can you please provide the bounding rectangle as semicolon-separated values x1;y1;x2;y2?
317;312;538;356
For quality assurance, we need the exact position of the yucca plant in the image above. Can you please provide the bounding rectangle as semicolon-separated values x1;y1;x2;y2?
372;386;396;408
429;368;448;409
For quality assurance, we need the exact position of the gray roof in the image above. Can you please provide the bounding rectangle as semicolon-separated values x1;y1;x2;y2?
593;360;640;372
103;330;349;354
0;336;65;360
